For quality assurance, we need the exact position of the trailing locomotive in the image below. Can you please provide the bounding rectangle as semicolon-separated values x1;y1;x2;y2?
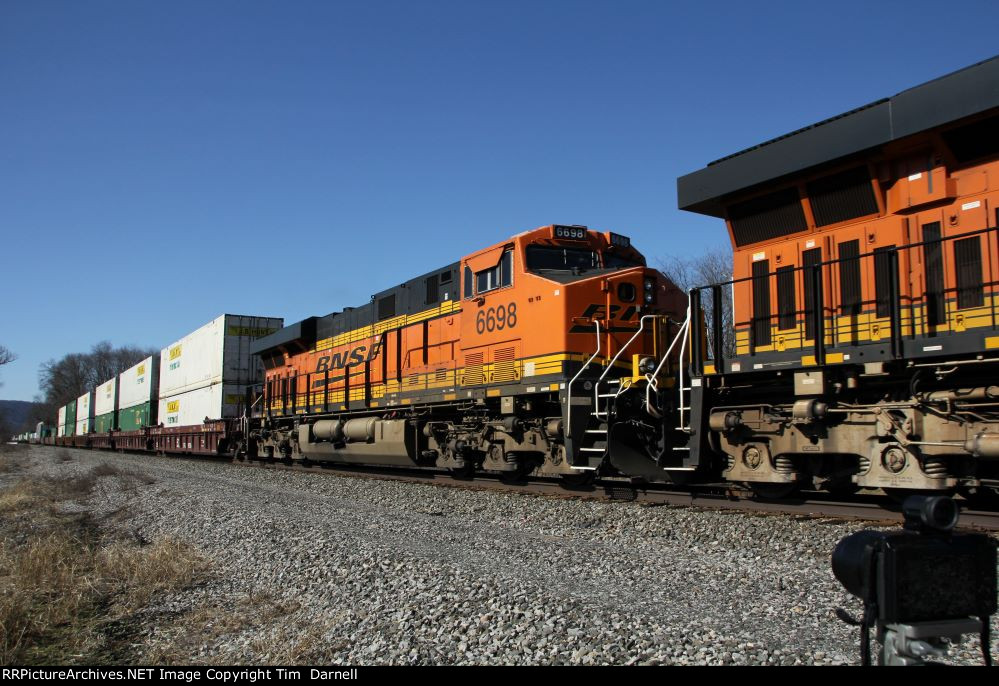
249;225;693;482
677;56;999;499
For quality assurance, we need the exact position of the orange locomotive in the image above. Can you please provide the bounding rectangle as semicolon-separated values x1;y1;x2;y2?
250;225;689;480
678;56;999;498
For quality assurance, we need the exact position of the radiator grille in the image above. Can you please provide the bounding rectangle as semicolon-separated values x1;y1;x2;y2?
492;347;517;383
729;188;807;247
463;353;484;385
807;166;879;227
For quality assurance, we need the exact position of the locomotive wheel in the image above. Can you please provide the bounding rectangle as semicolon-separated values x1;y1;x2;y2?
560;472;596;489
499;466;530;485
746;482;799;500
449;464;475;480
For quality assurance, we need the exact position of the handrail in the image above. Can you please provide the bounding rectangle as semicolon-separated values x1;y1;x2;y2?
645;305;691;417
593;315;660;419
687;223;999;363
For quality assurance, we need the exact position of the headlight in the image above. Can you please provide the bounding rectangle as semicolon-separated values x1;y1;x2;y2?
643;278;654;292
644;292;654;304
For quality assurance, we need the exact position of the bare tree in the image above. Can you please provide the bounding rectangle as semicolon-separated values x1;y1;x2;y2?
658;248;736;360
0;346;14;439
38;342;157;412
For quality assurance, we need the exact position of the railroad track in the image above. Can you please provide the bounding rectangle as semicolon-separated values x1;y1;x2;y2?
230;455;999;532
24;444;999;531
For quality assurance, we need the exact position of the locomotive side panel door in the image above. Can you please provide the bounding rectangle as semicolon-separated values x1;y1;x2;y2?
864;216;906;348
913;208;948;338
828;224;868;348
948;194;991;336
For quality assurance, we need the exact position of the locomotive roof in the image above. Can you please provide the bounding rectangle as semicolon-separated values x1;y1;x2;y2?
677;55;999;217
251;261;461;358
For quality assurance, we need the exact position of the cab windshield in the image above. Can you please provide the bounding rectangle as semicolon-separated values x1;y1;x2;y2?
603;252;645;269
525;245;598;271
525;245;643;272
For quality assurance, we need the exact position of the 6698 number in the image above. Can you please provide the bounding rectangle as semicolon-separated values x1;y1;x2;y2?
476;303;517;334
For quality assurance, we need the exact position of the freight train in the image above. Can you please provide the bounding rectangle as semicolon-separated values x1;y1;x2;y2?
49;56;999;501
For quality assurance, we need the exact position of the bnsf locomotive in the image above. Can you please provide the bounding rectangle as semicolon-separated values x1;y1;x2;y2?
249;225;690;482
676;56;999;499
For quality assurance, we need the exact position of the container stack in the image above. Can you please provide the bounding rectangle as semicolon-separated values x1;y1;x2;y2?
75;392;94;435
94;378;119;433
118;356;159;431
59;400;77;437
157;314;283;427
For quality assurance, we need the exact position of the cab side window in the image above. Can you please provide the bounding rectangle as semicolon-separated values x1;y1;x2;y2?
474;250;513;294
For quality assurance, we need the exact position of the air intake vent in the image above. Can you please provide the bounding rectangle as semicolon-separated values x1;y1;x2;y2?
492;347;517;383
426;274;439;305
807;166;879;227
378;294;396;321
435;368;447;383
728;188;807;247
463;353;484;385
954;236;984;309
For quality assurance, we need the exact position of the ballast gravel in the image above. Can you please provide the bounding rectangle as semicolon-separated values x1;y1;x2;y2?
14;446;999;665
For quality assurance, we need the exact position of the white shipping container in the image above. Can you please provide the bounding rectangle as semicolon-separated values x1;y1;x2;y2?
158;383;250;427
58;406;67;429
95;377;118;417
75;391;94;435
119;356;159;410
158;314;282;398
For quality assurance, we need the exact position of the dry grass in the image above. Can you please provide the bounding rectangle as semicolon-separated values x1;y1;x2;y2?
143;593;301;664
0;450;29;473
0;467;204;665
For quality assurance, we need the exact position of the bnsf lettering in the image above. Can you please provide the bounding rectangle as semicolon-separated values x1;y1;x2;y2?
314;342;381;374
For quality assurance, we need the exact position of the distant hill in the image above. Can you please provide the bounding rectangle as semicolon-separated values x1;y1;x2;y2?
0;400;43;434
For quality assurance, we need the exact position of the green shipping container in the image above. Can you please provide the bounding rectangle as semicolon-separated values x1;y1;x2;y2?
94;412;116;433
64;399;77;437
118;402;152;432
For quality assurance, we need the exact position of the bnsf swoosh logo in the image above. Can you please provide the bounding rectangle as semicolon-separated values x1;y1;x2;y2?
313;341;382;374
569;304;637;333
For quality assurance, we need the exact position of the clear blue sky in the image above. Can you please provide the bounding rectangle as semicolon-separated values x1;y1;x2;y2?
2;0;997;401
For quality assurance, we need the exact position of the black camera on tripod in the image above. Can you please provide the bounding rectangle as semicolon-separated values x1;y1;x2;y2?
832;496;997;665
